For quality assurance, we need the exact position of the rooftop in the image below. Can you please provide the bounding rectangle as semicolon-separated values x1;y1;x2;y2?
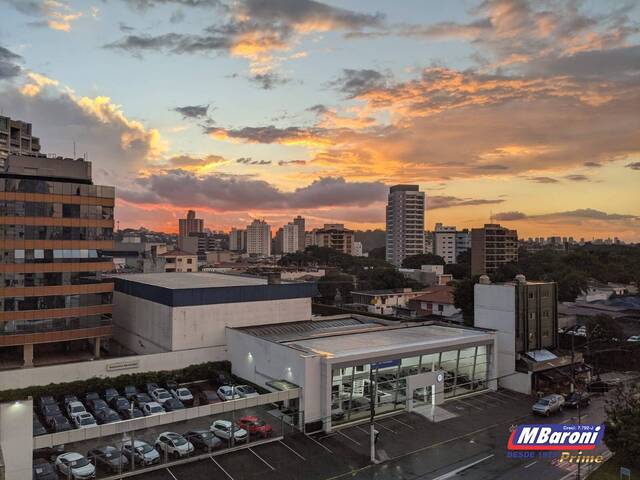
411;286;454;304
114;272;267;289
159;249;197;257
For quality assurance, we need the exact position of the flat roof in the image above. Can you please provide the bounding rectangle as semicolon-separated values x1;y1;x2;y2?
113;272;267;289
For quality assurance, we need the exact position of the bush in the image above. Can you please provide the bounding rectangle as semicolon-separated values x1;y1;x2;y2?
0;361;230;403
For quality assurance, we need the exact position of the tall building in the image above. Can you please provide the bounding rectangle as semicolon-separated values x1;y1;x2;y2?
178;210;203;238
246;219;271;256
311;224;354;254
433;223;470;264
0;147;114;366
229;228;246;252
283;222;299;253
293;216;305;252
385;185;425;267
471;224;518;276
0;115;43;167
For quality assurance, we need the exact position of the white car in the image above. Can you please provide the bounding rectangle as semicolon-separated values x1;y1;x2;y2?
73;412;97;429
171;387;194;404
155;432;194;459
142;401;165;416
55;452;96;479
123;440;160;466
217;386;241;401
66;400;87;419
235;385;259;398
210;419;248;442
627;335;640;342
150;388;173;405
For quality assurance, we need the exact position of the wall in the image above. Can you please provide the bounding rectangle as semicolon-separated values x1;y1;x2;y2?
500;371;532;395
474;283;516;384
0;400;32;480
0;348;225;391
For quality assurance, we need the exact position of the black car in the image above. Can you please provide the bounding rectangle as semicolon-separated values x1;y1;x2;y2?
165;379;178;391
123;385;138;400
163;398;185;412
133;393;152;407
119;406;144;419
87;445;129;473
104;388;119;404
564;392;591;408
87;398;110;415
84;391;101;403
95;408;121;424
33;458;57;480
33;415;48;436
197;389;218;405
185;429;223;451
41;403;62;418
46;414;73;432
210;370;232;388
587;380;612;393
110;396;130;411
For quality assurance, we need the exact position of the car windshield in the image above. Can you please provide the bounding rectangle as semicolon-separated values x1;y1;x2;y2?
71;405;84;413
79;417;94;425
172;436;187;446
538;399;550;405
158;392;171;399
70;457;90;468
138;444;153;454
253;420;266;426
150;405;163;413
198;431;213;439
241;386;256;393
178;389;190;396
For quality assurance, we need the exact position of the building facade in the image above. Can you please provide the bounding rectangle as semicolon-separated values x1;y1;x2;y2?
293;216;305;252
386;185;425;267
159;249;197;272
471;223;518;276
283;222;299;254
177;210;203;249
0;116;43;167
312;224;354;254
246;219;271;256
229;228;246;252
0;151;114;367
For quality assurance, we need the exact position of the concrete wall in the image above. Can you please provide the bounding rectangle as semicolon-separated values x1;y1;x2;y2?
500;371;532;395
474;283;516;384
0;400;32;480
0;348;225;391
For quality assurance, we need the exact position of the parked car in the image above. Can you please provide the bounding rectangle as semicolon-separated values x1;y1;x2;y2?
33;458;57;480
103;388;119;404
110;396;130;411
67;400;87;419
564;392;592;409
151;387;173;405
55;452;96;479
122;440;160;466
119;406;144;419
33;415;48;436
155;432;194;459
627;335;640;342
165;379;178;391
171;387;194;405
145;383;160;395
588;380;612;393
133;393;153;407
83;392;100;403
211;370;233;388
197;389;219;405
163;398;185;411
38;396;57;414
41;403;62;419
217;386;241;401
142;401;165;416
123;385;138;400
87;446;129;473
95;408;121;425
235;385;259;398
532;394;565;416
237;416;272;437
62;394;79;408
185;429;223;451
49;412;75;432
73;412;97;429
210;419;248;443
87;398;109;415
331;403;345;421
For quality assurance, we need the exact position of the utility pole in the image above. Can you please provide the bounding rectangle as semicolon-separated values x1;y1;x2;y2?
369;367;379;464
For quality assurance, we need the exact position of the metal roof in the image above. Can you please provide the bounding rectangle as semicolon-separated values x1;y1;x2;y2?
237;317;387;342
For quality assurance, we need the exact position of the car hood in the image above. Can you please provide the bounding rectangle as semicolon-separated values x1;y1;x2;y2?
71;464;95;476
143;450;160;460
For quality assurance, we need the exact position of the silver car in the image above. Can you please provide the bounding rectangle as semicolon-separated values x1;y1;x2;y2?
122;440;160;466
532;394;565;416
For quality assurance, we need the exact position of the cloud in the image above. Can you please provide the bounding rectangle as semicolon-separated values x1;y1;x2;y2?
2;0;84;32
167;154;227;170
120;172;387;211
236;157;271;165
494;208;638;223
329;68;390;98
494;211;527;221
122;0;224;9
428;196;505;210
169;9;185;24
278;159;306;166
119;22;135;32
626;162;640;171
528;176;560;184
564;174;590;182
248;72;289;90
584;161;601;168
206;124;330;147
0;46;22;79
19;72;59;96
172;104;210;119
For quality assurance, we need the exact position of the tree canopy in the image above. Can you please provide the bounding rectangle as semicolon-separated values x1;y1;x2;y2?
604;383;640;466
401;253;445;269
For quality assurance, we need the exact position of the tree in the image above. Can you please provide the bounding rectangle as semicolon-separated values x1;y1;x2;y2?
586;314;624;342
604;383;640;466
445;250;471;279
453;277;477;326
368;246;385;260
401;253;445;269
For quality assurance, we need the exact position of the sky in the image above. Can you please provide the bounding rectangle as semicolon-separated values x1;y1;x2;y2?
0;0;639;240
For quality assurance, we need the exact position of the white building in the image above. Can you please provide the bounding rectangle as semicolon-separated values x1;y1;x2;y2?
350;288;429;315
352;241;363;257
386;185;425;267
246;219;271;256
283;222;299;253
433;223;470;264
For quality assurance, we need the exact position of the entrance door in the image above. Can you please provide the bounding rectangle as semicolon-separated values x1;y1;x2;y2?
412;385;433;408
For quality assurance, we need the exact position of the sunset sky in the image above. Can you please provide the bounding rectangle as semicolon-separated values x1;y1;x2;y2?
1;0;639;240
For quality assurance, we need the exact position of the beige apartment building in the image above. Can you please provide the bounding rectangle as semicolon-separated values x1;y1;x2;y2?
471;224;518;276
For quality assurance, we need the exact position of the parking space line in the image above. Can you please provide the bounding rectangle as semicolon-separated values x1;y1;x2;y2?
389;416;415;429
337;429;361;445
249;447;276;470
305;433;333;453
524;461;537;469
210;456;234;480
278;440;306;460
166;468;179;480
454;398;484;411
375;421;397;433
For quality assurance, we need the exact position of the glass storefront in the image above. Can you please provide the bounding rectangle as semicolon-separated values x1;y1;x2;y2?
331;345;491;425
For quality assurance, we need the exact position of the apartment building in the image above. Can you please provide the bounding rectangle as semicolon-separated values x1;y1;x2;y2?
246;219;271;256
0;150;114;367
293;216;305;252
159;249;197;272
229;228;246;252
0;116;43;167
471;223;518;276
311;223;354;254
283;222;299;254
386;185;425;267
433;223;470;264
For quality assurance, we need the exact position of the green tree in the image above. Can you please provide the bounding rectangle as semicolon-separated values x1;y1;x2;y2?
453;277;478;326
604;383;640;466
401;253;445;269
368;246;386;260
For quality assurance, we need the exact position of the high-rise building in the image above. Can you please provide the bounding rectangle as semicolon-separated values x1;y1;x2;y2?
178;210;203;238
273;227;284;255
246;219;271;256
229;228;246;252
283;222;299;253
433;223;470;264
471;224;518;276
311;224;354;254
385;185;425;267
0;115;43;167
293;216;305;252
0;143;114;367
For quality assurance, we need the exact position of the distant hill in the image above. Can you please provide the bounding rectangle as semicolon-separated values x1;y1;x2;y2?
355;229;386;252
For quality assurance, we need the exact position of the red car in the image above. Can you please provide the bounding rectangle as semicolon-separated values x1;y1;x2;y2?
236;416;272;437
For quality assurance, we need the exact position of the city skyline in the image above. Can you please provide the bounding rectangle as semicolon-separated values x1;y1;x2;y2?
1;0;639;240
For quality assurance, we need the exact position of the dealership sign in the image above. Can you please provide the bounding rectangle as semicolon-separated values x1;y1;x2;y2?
508;424;604;451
